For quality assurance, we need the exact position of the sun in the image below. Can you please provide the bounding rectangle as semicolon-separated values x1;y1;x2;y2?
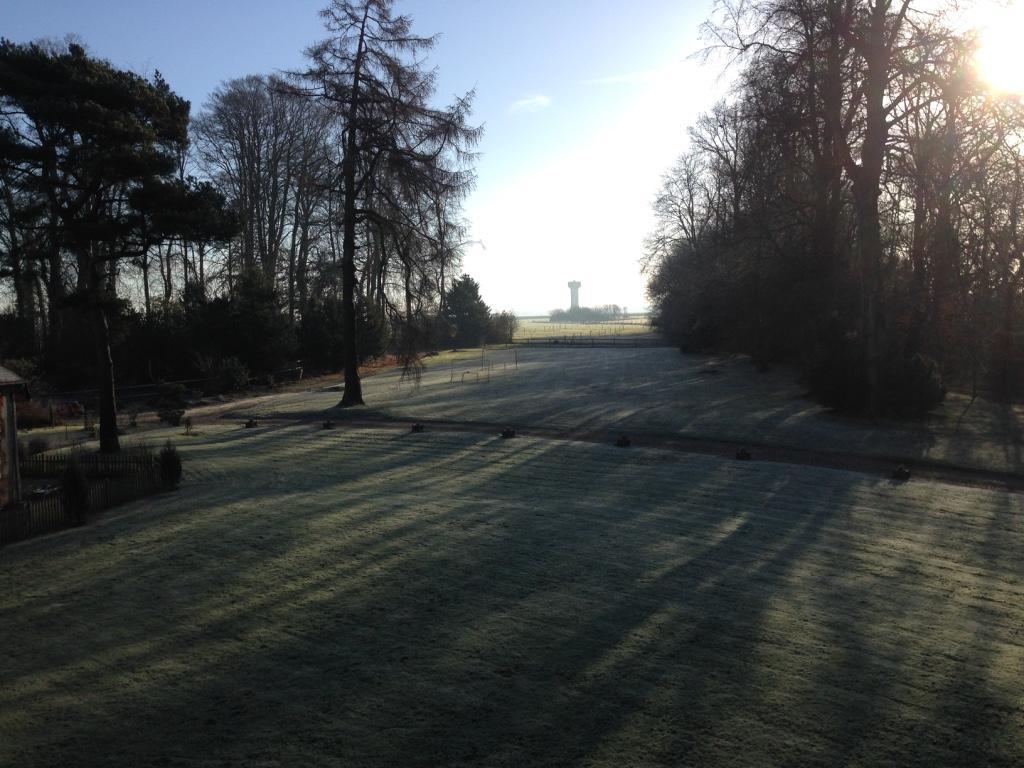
973;3;1024;95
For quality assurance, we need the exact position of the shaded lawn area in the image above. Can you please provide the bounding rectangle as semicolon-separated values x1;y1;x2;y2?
2;424;1023;766
223;346;1024;476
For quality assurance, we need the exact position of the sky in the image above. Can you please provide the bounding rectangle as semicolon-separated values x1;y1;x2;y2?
4;0;724;315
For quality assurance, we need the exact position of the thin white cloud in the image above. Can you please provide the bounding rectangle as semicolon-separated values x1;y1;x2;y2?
509;94;551;114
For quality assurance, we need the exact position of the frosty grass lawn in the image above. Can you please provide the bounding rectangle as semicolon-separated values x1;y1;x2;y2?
2;346;1023;766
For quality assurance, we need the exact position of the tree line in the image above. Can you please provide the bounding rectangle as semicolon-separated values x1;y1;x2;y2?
550;305;628;323
645;0;1024;414
0;0;496;452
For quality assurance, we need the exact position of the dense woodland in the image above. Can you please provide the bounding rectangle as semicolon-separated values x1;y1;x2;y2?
646;0;1024;414
0;0;510;452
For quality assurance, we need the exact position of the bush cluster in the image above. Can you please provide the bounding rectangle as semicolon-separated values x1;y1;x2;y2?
159;441;183;489
805;321;946;416
197;355;249;394
438;275;518;347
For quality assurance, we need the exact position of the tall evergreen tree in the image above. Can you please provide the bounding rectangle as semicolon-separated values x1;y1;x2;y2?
0;40;232;450
298;0;479;406
444;274;491;347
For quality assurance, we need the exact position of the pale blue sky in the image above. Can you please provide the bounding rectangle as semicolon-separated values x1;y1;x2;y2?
4;0;722;314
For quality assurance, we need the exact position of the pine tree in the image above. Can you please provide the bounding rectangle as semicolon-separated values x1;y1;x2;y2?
445;275;491;347
298;0;479;406
0;40;233;451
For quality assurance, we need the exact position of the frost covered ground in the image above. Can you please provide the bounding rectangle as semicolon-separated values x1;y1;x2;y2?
2;347;1023;767
231;346;1024;476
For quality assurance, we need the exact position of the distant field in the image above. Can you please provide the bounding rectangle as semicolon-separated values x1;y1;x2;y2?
514;314;653;340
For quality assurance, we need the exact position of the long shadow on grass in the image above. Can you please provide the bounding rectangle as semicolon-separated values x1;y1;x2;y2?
2;426;1022;767
233;345;1024;476
234;346;972;473
786;478;1024;768
2;429;809;764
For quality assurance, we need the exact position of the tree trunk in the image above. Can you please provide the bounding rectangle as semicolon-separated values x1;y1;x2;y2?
10;252;38;355
338;147;364;406
297;220;311;314
820;14;845;293
181;240;190;292
160;240;173;301
198;242;206;294
34;278;48;344
929;96;959;366
287;188;300;322
1001;162;1023;395
909;165;928;307
850;1;891;415
91;301;120;453
45;247;64;362
142;250;152;318
854;188;883;413
337;11;369;408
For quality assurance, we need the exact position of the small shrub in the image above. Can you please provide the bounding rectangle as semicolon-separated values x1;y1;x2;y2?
159;441;182;490
152;382;187;411
153;382;188;421
198;355;250;395
882;352;945;417
155;382;187;405
486;311;519;344
62;455;90;524
804;325;867;412
158;408;185;427
183;416;193;435
217;357;250;392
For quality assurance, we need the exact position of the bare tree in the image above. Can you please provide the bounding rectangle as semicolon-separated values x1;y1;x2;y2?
193;76;315;284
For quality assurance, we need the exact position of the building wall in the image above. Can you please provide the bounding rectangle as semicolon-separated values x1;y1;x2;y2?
0;392;9;506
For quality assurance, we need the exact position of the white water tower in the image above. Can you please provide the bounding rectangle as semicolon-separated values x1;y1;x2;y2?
567;281;581;310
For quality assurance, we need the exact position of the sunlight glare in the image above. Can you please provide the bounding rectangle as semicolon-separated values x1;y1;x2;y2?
974;3;1024;94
